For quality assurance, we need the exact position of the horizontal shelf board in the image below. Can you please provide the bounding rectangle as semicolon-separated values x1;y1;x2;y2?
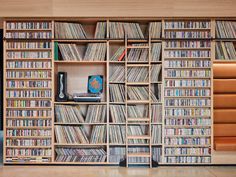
127;152;150;157
164;135;211;138
109;144;126;146
127;135;150;139
6;126;52;129
127;100;150;104
54;39;107;43
152;144;162;146
6;136;51;139
54;122;106;125
164;154;211;157
151;61;162;63
54;102;107;105
6;87;52;90
127;144;151;146
6;78;52;80
6;107;51;109
126;61;149;64
6;68;52;70
6;117;52;119
151;102;163;104
6;28;52;31
164;144;211;147
109;123;126;125
6;146;52;148
109;61;125;64
214;38;236;41
164;47;211;50
6;48;52;51
126;82;149;86
127;118;150;121
54;143;107;146
165;106;211;108
109;82;125;84
151;81;162;84
54;61;107;64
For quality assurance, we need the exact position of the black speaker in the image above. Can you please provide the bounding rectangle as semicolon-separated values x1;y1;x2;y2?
56;72;68;101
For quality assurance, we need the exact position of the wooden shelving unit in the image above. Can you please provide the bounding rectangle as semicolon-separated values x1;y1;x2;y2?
2;17;236;166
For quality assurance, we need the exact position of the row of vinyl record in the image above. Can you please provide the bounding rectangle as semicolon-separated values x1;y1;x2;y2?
6;90;52;98
164;156;210;163
164;31;211;39
164;89;211;97
5;32;52;39
164;128;211;136
55;104;162;123
6;41;51;49
6;129;51;136
6;110;52;117
165;108;211;117
6;80;52;88
164;60;211;68
6;138;52;146
109;84;161;102
165;117;211;126
6;148;52;156
165;79;211;87
164;70;211;78
215;42;236;60
7;100;51;108
165;41;211;48
6;61;52;69
164;21;211;29
7;51;51;58
164;50;210;58
164;137;211;146
55;148;107;162
6;22;52;30
6;71;52;78
110;65;162;83
7;119;51;127
165;98;211;106
216;21;236;38
164;147;210;155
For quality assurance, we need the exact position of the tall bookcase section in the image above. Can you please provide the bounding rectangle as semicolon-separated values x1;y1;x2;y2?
53;20;109;164
163;20;212;164
3;20;53;163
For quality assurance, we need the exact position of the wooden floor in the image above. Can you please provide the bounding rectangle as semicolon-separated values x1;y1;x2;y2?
0;166;235;177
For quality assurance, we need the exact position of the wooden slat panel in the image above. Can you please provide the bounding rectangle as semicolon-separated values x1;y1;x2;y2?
214;94;236;108
213;64;236;79
214;79;236;93
214;109;236;123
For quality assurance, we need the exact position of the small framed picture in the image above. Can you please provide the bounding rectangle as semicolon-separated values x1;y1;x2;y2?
88;75;103;94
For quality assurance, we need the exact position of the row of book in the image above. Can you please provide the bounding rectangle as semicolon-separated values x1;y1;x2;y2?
165;79;211;87
165;41;211;48
5;157;50;163
164;89;211;97
6;41;51;49
164;60;211;68
165;118;211;126
7;51;51;58
7;119;51;127
6;110;52;117
165;147;210;155
164;70;211;78
6;22;52;30
165;108;211;117
7;129;51;136
6;71;52;78
215;42;236;60
6;80;52;88
164;156;211;163
7;100;51;108
6;90;52;98
6;138;52;146
6;148;52;156
165;128;211;136
55;148;107;162
165;50;210;58
165;98;211;106
164;31;211;39
165;21;211;29
6;61;52;69
5;32;52;39
164;137;211;146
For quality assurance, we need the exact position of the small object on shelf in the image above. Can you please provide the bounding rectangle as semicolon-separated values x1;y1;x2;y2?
73;93;101;102
88;75;103;94
56;72;68;102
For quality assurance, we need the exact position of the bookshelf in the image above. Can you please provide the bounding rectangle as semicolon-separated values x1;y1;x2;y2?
2;18;236;166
